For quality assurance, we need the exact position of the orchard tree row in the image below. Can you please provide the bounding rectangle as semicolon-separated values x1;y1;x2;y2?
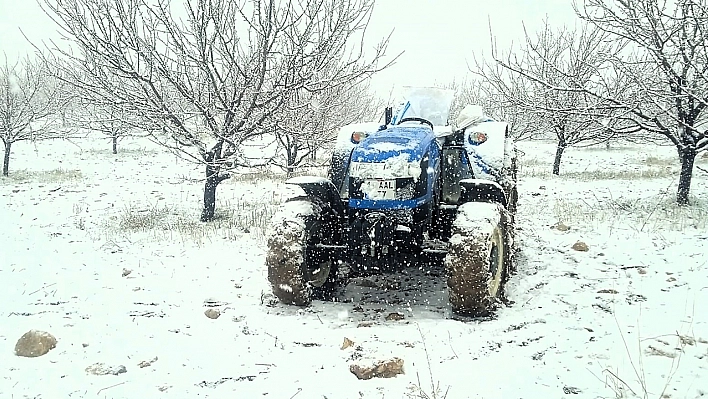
2;0;706;220
460;0;707;205
2;0;394;221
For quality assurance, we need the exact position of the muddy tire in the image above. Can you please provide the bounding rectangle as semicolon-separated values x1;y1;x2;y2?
446;202;512;316
265;199;339;306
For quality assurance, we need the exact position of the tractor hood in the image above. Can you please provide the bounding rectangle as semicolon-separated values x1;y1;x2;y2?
350;125;434;164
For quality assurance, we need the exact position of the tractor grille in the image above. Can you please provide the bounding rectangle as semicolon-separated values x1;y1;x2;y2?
348;177;416;201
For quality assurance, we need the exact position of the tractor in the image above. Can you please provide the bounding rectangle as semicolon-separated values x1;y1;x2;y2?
265;87;518;316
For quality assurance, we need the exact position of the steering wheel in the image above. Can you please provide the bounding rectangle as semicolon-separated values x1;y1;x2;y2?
397;117;434;130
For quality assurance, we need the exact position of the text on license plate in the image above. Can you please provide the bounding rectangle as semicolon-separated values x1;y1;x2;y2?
365;179;396;200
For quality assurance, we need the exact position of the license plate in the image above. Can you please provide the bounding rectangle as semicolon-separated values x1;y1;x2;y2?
364;179;396;200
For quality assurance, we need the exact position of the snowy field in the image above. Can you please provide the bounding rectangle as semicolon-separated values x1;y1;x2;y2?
1;137;707;399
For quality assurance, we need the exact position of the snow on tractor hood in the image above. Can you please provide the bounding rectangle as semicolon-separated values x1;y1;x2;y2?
348;125;435;179
351;126;433;163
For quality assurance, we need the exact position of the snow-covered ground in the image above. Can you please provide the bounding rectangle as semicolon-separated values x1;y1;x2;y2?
1;137;707;399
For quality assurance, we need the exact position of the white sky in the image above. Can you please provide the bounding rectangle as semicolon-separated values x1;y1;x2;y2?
365;0;577;96
0;0;56;59
0;0;577;97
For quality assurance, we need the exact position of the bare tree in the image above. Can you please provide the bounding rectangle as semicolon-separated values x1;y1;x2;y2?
274;78;383;175
77;99;148;154
61;69;151;154
0;55;66;176
39;0;393;221
571;0;708;205
490;20;624;174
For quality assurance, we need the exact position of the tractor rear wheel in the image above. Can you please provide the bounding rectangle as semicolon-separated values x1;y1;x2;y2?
446;202;512;316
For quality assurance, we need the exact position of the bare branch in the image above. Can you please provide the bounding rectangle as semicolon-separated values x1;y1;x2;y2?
37;0;394;220
1;54;71;175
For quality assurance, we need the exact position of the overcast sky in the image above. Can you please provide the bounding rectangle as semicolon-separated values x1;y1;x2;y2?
0;0;577;97
0;0;55;59
364;0;578;96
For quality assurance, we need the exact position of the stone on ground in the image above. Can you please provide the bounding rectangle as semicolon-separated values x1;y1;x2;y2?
14;330;57;357
350;357;404;380
572;241;589;252
85;363;127;376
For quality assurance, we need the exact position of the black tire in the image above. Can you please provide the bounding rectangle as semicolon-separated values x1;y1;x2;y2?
265;199;339;306
502;152;519;273
446;203;511;316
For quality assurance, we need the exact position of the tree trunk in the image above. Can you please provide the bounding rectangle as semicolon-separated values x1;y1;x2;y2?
677;148;696;206
200;164;229;222
201;167;219;222
112;134;118;154
286;145;297;178
2;141;11;177
552;144;566;175
200;140;229;222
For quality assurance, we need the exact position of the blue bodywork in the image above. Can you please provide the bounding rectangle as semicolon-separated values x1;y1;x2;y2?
350;126;434;163
347;124;439;211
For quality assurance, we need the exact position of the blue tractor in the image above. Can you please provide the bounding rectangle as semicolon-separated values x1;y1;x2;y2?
265;87;518;316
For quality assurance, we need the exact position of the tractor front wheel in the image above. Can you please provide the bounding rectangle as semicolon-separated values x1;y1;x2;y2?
266;199;339;306
446;202;512;316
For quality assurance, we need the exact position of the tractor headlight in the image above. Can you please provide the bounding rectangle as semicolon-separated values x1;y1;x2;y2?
468;131;488;145
351;131;367;144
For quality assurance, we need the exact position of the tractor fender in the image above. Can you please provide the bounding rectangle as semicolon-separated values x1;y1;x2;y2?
285;176;345;216
464;121;509;180
459;178;507;208
328;147;353;194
